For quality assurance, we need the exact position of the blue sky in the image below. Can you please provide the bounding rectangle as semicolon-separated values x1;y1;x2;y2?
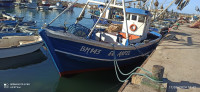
73;0;199;14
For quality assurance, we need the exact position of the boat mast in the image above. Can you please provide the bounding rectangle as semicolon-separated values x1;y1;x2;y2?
87;0;113;38
75;1;90;24
122;0;129;44
155;0;176;19
47;0;78;26
142;0;150;9
149;0;153;10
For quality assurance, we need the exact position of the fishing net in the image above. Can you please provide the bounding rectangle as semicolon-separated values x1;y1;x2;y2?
67;24;91;38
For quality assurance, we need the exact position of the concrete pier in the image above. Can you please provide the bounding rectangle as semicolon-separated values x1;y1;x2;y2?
120;23;200;92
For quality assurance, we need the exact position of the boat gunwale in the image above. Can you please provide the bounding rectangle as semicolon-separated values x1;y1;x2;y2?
43;27;161;50
0;38;43;50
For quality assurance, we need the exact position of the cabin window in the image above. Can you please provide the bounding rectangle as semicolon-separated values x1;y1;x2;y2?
131;15;137;20
126;14;130;20
138;15;146;22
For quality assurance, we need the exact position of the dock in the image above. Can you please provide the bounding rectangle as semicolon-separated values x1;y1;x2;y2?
119;23;200;92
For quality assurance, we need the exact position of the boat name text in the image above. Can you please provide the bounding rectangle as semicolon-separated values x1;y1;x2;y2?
80;46;101;54
108;51;131;57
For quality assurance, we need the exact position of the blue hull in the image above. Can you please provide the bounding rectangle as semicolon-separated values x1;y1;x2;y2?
0;2;13;7
39;29;161;76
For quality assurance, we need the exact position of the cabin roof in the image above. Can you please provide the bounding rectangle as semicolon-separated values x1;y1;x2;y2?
126;8;151;16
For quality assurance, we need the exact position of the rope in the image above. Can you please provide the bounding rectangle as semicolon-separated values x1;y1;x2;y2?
112;44;162;83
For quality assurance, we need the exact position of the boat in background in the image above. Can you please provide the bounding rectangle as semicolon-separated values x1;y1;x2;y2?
37;0;51;10
0;0;14;7
39;0;161;76
27;0;37;9
0;33;33;38
0;35;43;58
2;11;24;21
0;49;47;70
67;2;74;11
49;2;65;10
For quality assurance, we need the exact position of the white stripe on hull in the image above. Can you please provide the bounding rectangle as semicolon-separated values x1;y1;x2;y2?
55;49;151;62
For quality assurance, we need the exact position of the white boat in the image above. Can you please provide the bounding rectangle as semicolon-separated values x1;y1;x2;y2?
67;2;74;11
27;3;37;9
37;0;50;10
26;0;37;9
0;35;43;58
2;11;15;20
49;2;65;10
2;11;23;21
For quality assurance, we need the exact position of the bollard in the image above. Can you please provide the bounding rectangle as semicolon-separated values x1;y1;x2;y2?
152;65;165;81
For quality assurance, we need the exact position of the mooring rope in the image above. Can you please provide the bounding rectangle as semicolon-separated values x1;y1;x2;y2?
112;44;162;83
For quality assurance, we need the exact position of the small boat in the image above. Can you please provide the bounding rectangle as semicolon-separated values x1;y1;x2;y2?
0;33;33;38
0;0;14;7
39;0;162;76
0;35;43;58
67;2;74;11
26;0;37;9
27;3;37;9
0;49;46;70
37;0;50;10
49;2;65;10
2;11;24;21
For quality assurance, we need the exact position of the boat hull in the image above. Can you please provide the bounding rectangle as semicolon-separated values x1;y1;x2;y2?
0;1;13;7
39;29;161;76
0;41;43;58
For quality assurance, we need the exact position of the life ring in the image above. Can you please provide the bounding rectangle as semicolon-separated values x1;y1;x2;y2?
129;24;137;32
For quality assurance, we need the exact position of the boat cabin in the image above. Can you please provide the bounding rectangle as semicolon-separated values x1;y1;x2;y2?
121;8;152;43
95;8;152;46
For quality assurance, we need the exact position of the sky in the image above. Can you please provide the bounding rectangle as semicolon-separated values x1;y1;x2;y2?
72;0;200;14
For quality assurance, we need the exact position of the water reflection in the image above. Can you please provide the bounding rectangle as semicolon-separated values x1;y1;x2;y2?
55;57;147;92
0;49;47;70
56;70;122;92
0;7;94;28
0;48;59;92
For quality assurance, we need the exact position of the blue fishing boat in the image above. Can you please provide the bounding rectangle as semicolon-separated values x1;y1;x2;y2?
39;0;162;76
0;0;14;7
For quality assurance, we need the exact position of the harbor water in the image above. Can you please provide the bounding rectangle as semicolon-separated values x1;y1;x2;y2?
0;7;146;92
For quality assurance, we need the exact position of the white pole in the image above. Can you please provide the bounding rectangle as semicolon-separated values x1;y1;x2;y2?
143;0;150;9
122;0;129;41
87;0;112;38
75;1;90;24
48;0;78;25
156;0;176;19
149;0;153;10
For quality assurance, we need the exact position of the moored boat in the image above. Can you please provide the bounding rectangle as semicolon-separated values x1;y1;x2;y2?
0;0;14;7
0;35;43;58
37;0;50;10
49;2;65;10
39;0;162;76
2;11;24;21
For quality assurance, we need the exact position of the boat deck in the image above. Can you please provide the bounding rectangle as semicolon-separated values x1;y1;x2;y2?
120;23;200;92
